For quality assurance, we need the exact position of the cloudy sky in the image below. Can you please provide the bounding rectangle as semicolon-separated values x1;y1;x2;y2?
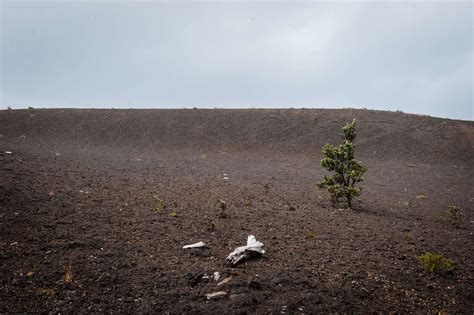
1;1;472;120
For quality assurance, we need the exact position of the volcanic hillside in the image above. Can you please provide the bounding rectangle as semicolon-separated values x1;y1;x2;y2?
1;108;472;162
0;108;473;313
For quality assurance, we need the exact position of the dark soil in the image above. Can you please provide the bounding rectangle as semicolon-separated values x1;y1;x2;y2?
1;108;473;313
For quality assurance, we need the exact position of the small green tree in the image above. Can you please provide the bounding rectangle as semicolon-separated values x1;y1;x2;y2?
317;119;367;208
417;252;455;273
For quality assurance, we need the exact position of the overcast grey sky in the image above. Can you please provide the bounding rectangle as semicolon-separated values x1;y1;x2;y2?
1;1;472;120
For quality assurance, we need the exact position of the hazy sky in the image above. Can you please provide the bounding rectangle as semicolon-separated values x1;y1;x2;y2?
1;1;472;120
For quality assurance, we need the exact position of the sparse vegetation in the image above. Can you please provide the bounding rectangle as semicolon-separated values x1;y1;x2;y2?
2;109;472;312
317;119;367;208
441;206;463;228
244;195;255;207
152;194;165;212
217;199;228;218
404;232;414;242
60;263;74;283
418;252;455;273
205;217;216;232
304;229;317;239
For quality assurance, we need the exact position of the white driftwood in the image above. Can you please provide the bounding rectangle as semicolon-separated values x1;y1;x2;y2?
226;235;264;265
217;276;232;286
183;241;206;249
205;291;227;300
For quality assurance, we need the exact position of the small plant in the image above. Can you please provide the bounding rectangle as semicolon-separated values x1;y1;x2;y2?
217;199;228;219
304;229;317;239
403;232;414;242
205;218;216;232
7;106;12;110
317;119;367;208
244;196;255;208
417;252;455;273
169;210;177;217
152;194;165;212
60;263;74;283
28;106;34;110
441;206;463;228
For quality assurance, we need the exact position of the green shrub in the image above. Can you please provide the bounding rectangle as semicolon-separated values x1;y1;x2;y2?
403;232;414;242
152;194;165;212
304;229;317;239
217;199;228;218
417;252;455;273
441;206;463;228
317;119;367;208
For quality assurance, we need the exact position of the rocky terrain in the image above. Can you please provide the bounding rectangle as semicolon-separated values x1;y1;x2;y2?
1;108;473;313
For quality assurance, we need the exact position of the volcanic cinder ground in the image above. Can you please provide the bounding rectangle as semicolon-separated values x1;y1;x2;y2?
0;108;473;313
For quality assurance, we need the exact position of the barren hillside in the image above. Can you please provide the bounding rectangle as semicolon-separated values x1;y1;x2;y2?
1;109;473;313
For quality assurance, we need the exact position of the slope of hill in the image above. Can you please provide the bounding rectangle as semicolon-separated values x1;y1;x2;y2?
1;108;472;162
1;108;473;313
